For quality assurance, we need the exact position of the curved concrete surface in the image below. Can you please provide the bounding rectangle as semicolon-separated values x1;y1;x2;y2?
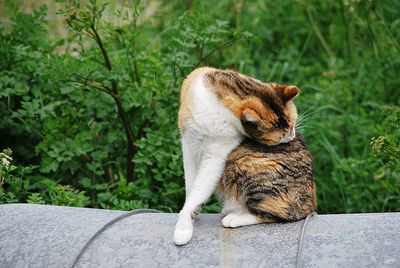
0;204;399;267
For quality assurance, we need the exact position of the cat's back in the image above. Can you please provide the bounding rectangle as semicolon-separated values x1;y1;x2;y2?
178;67;214;131
178;67;244;138
229;135;311;165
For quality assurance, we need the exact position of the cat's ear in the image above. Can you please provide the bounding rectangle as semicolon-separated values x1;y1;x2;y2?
241;108;261;124
276;85;300;102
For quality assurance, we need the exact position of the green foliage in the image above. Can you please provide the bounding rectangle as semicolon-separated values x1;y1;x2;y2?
48;185;90;207
27;193;46;205
0;149;89;207
0;0;399;213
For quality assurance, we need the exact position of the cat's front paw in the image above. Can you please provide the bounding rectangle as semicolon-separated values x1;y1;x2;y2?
173;225;193;246
174;212;194;245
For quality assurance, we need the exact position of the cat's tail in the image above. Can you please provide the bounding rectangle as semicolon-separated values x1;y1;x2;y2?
245;191;295;222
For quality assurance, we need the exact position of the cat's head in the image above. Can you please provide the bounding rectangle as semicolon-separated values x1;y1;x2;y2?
239;83;299;146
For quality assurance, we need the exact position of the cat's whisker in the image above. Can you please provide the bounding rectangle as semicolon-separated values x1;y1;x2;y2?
295;125;311;131
296;118;312;130
295;106;320;130
296;113;311;125
296;116;308;127
297;111;314;124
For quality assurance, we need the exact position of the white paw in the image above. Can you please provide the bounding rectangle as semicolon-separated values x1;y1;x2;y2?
174;211;194;245
222;213;259;228
222;213;241;228
173;225;193;246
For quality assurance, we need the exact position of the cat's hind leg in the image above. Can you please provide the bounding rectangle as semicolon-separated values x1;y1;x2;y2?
222;212;263;228
221;198;244;216
174;137;240;245
181;133;203;221
221;193;262;228
181;133;199;201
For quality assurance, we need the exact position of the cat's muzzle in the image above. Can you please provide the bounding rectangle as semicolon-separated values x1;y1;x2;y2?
279;127;296;144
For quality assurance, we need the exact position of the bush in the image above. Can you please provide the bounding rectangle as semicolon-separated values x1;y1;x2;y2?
0;0;399;213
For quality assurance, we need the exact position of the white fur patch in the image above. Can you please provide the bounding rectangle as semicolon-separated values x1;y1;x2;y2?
243;111;259;123
188;76;246;138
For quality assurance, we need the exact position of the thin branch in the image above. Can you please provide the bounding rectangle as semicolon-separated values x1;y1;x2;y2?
89;26;137;181
233;0;244;30
119;33;136;84
193;38;238;68
90;26;113;71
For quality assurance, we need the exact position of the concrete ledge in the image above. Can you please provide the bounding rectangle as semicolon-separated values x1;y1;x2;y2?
1;204;399;267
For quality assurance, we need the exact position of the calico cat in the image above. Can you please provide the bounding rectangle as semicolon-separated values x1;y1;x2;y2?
174;67;315;245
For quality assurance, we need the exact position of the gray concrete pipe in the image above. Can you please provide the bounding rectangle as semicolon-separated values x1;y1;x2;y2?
0;204;399;267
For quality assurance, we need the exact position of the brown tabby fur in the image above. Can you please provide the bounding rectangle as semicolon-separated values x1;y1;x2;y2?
219;134;317;222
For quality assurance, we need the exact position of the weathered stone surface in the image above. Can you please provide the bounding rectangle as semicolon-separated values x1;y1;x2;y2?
0;204;399;268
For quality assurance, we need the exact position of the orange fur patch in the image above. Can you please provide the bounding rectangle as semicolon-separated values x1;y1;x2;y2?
256;193;296;219
237;98;277;126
